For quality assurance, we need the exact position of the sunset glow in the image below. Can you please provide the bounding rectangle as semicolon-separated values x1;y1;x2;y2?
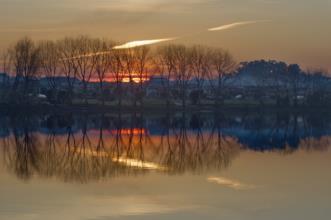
90;73;150;83
1;1;330;220
0;0;330;70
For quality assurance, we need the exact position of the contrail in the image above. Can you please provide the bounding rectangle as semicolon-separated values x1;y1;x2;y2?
208;20;270;31
61;51;112;60
113;38;176;49
61;38;176;60
62;20;270;60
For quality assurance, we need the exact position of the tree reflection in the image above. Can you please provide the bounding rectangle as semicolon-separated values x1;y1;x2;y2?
0;111;330;182
5;115;41;180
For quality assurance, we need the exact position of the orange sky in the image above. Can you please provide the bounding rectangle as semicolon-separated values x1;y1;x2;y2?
0;0;330;71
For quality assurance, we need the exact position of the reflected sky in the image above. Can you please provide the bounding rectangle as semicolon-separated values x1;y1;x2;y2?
0;111;331;219
0;0;330;70
0;150;330;220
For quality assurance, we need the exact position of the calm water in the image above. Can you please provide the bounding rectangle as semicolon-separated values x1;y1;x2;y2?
0;111;330;220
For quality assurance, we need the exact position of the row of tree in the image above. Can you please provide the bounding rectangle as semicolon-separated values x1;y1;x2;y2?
1;36;237;107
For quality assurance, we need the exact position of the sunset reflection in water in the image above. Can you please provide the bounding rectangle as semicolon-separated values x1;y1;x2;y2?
0;112;330;220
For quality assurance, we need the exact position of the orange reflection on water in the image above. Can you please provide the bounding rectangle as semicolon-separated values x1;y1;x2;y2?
111;128;148;136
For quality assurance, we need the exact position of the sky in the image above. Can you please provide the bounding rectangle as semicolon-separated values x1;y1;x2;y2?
0;0;330;71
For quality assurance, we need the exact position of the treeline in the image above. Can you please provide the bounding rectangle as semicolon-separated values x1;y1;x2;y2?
235;60;331;107
0;36;237;107
1;36;330;108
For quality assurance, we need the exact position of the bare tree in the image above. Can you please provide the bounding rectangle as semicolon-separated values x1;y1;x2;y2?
155;45;176;108
94;39;114;105
172;45;192;109
189;45;210;105
134;46;151;106
1;49;12;74
208;48;236;106
72;36;99;105
121;48;136;107
38;40;61;103
110;49;124;108
9;37;41;100
58;37;78;104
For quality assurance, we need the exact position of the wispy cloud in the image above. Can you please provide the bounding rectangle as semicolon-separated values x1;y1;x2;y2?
208;20;271;32
207;176;258;190
113;38;177;49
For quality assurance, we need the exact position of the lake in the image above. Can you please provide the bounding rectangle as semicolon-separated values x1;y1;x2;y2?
0;110;330;220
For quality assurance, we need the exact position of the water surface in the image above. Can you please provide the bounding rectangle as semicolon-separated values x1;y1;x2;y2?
0;111;330;220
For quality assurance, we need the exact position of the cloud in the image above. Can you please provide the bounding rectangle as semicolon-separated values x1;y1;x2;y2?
113;38;177;49
207;176;258;190
62;18;270;58
62;38;177;60
208;20;271;31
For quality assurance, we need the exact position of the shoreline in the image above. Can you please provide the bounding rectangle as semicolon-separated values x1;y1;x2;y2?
0;103;329;115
